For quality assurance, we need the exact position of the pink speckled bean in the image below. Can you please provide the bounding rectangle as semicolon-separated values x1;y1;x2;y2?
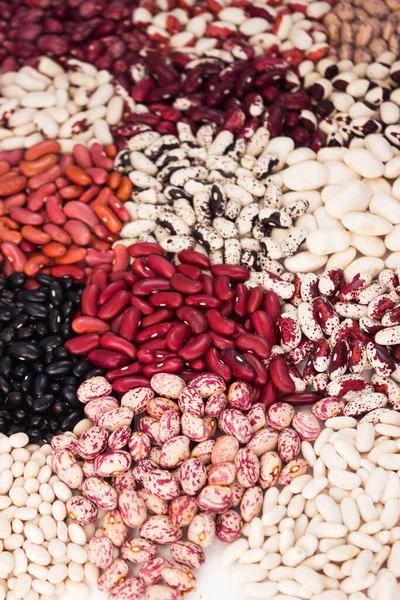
151;373;186;399
240;486;263;523
216;510;243;543
88;536;114;569
77;427;108;460
121;387;154;413
211;436;239;465
278;428;301;462
207;462;236;486
292;411;321;441
138;557;169;586
96;407;134;431
234;448;260;488
121;538;157;564
196;485;232;513
139;515;183;544
161;565;196;592
159;410;181;443
259;451;282;489
179;458;207;497
77;376;112;403
113;470;136;494
138;489;168;516
81;476;118;511
103;509;128;547
266;402;295;430
205;391;227;418
84;397;119;422
52;450;83;489
51;433;78;455
145;584;182;600
189;373;226;398
108;577;145;600
187;512;215;548
218;409;252;444
129;432;152;461
178;387;204;417
169;495;198;528
160;436;190;470
181;414;217;442
170;541;205;570
98;559;129;592
66;496;98;526
118;489;147;528
108;426;132;450
227;381;252;411
94;451;131;477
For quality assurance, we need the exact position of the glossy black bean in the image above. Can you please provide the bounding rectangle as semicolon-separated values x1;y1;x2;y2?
23;303;48;319
39;336;62;351
35;274;53;286
60;323;72;339
62;385;80;407
22;290;47;302
62;376;76;386
0;418;7;433
25;428;42;442
53;402;69;418
14;410;27;422
22;375;35;394
8;273;25;288
45;360;73;376
85;368;104;379
13;364;26;378
5;392;23;410
0;357;11;379
61;410;82;431
72;361;92;378
10;342;41;361
11;382;21;392
7;424;22;435
54;347;69;360
32;363;44;374
34;322;49;337
0;377;10;396
61;300;74;319
33;394;54;414
48;308;61;334
33;374;48;397
16;326;35;340
43;352;53;366
49;282;63;305
29;415;44;428
0;309;13;322
0;328;15;344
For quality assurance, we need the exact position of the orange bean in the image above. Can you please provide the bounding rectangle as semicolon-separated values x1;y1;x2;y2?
64;165;92;186
90;188;110;209
24;141;61;162
21;225;51;245
19;153;58;177
0;162;10;177
0;228;22;244
42;241;68;258
116;177;133;201
93;205;122;234
0;172;18;182
0;175;27;197
59;185;84;199
107;172;121;190
0;216;19;230
55;247;87;264
105;144;117;158
79;185;101;204
24;254;52;277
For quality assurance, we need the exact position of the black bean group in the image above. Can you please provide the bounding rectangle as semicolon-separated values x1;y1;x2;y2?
0;272;103;443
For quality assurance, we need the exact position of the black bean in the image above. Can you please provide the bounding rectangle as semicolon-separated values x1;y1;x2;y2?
29;416;44;428
22;374;35;393
62;376;77;386
61;300;74;320
53;402;69;417
0;309;13;322
0;418;7;433
5;392;23;410
23;302;49;319
0;377;10;396
49;282;63;305
33;394;54;414
34;322;49;336
16;326;35;340
0;357;11;379
22;290;47;302
45;361;73;376
48;308;61;333
85;368;104;379
10;342;42;362
61;410;82;431
12;314;29;328
39;336;62;351
33;374;48;397
54;347;69;360
0;328;15;344
14;410;27;422
8;273;25;288
25;428;43;443
72;361;92;378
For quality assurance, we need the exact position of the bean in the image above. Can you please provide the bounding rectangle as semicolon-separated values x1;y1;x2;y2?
25;141;60;162
269;357;296;394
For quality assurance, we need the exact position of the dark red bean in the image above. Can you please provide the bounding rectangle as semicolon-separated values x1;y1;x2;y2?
130;296;155;315
176;307;208;334
97;290;130;320
106;363;144;382
263;290;280;322
214;276;233;301
211;265;249;281
205;347;231;382
81;284;100;317
209;331;236;350
64;333;100;354
88;267;109;290
166;323;190;352
178;249;211;269
135;322;172;343
112;376;151;393
146;254;176;278
200;274;214;296
251;311;276;347
179;333;212;361
141;309;174;328
188;358;206;371
128;243;163;258
149;291;183;308
137;349;177;364
234;283;248;319
176;264;202;280
99;280;127;305
143;358;184;376
119;307;141;342
139;338;168;352
242;352;268;386
132;258;156;279
100;333;136;360
185;294;221;309
259;379;279;408
247;287;264;313
235;333;270;359
72;317;110;334
111;313;124;335
220;349;255;381
170;273;202;294
88;349;130;369
206;309;236;336
220;297;234;318
132;278;171;295
269;356;295;393
281;392;324;405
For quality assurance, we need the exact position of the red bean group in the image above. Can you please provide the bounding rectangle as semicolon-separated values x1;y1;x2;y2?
66;242;297;402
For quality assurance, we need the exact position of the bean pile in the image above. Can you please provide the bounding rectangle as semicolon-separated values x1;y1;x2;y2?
0;272;103;442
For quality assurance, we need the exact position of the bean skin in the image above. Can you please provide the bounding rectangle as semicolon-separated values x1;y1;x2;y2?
269;357;296;393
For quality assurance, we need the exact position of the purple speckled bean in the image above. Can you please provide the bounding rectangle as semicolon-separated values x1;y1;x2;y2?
81;476;118;510
179;458;207;497
113;469;136;493
259;451;282;489
159;410;181;443
121;538;157;564
181;414;217;442
160;436;190;469
139;515;183;544
142;467;180;501
138;556;169;586
138;416;161;445
151;373;186;399
247;404;266;433
82;460;96;478
77;427;109;460
108;577;145;600
187;512;215;548
118;489;147;528
227;381;252;411
170;541;205;570
77;376;112;403
129;432;152;461
240;486;263;522
52;450;83;489
207;462;236;486
66;496;98;526
84;397;119;422
234;448;260;488
98;559;129;592
218;409;252;444
121;387;154;413
266;402;295;430
278;428;301;462
161;565;196;592
196;485;232;513
292;411;321;441
278;459;309;485
190;439;215;464
138;489;169;516
51;433;78;454
88;536;114;569
97;407;134;431
178;387;204;417
189;373;226;398
94;451;131;477
103;509;128;547
169;495;198;527
211;436;239;464
205;391;227;417
145;584;182;600
109;426;132;450
216;510;243;543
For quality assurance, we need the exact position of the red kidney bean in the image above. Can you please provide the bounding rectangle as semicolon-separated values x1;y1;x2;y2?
128;243;163;258
27;183;56;211
9;206;44;226
25;141;60;162
112;244;129;272
176;307;208;334
176;264;202;280
106;362;144;382
260;379;279;408
166;323;190;352
188;358;206;371
281;392;323;405
28;165;62;190
205;347;232;382
42;223;71;245
137;348;177;364
209;331;236;350
200;274;214;296
214;275;233;301
146;254;176;278
206;309;236;336
234;283;248;319
1;242;26;271
97;290;130;320
179;333;212;361
247;287;264;313
132;258;156;279
220;297;234;318
119;307;141;342
73;144;93;169
220;349;255;381
132;278;170;295
100;333;136;360
72;316;110;334
89;268;109;290
86;167;108;185
65;333;100;354
99;280;127;305
211;265;250;281
170;272;202;294
63;201;100;228
20;225;51;245
178;249;211;269
242;352;268;386
251;311;276;347
149;291;183;309
88;349;129;369
50;265;86;280
81;284;100;317
135;322;172;344
269;356;295;393
64;220;91;246
141;309;174;329
85;249;114;267
139;339;168;353
263;290;280;322
185;294;221;309
130;296;154;315
235;333;271;359
143;357;184;376
112;376;151;393
45;195;66;225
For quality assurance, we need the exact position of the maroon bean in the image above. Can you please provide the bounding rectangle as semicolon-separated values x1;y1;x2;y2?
209;331;235;350
113;376;151;393
200;274;214;296
206;309;236;336
141;309;174;328
132;278;171;295
281;392;324;405
176;307;208;334
119;307;141;342
176;264;202;280
97;290;130;320
146;254;176;278
251;311;276;347
130;296;154;315
234;283;248;319
132;258;156;279
88;349;130;369
135;322;172;343
263;290;280;322
220;297;234;318
170;273;202;294
188;358;206;371
143;358;184;376
185;295;221;309
166;323;190;352
242;352;268;386
235;333;270;359
259;379;279;408
247;287;264;314
128;243;163;258
214;276;233;301
137;349;177;364
99;280;127;305
106;362;144;382
204;347;232;382
139;339;168;352
89;268;109;290
220;349;255;381
81;284;100;317
178;250;211;269
211;265;249;281
149;291;183;309
179;333;212;361
65;333;100;354
100;333;137;360
269;356;295;393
